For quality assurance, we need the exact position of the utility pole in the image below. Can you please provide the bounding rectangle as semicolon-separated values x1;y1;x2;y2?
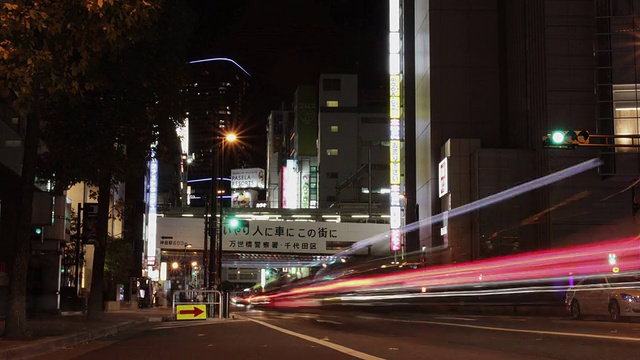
210;146;218;289
203;198;209;288
74;203;83;296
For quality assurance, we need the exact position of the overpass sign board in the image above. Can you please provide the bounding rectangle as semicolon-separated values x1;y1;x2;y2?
222;220;388;255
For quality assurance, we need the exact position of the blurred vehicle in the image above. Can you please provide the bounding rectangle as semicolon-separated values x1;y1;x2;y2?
231;295;252;307
565;273;640;321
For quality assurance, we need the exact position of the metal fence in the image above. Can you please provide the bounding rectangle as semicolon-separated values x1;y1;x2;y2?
172;289;223;319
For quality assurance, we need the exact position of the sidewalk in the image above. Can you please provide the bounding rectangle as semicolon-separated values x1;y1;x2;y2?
0;307;173;360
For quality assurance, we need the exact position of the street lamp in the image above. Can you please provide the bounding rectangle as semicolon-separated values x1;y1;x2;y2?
210;133;237;288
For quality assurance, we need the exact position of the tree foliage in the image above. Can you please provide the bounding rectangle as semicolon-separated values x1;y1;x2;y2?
104;236;133;286
35;0;192;319
1;0;161;113
0;0;189;337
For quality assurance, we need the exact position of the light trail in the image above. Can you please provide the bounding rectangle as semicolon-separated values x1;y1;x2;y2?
250;236;639;308
338;158;603;256
186;177;231;183
250;158;612;308
188;57;252;77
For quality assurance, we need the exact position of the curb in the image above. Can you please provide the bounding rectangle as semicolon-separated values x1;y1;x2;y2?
0;320;139;360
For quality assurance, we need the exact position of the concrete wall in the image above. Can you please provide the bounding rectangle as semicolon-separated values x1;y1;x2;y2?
317;74;389;210
415;0;501;250
413;1;639;265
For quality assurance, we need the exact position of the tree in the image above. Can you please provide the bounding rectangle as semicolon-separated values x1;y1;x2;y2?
0;0;161;338
37;1;192;320
104;236;133;290
61;208;84;288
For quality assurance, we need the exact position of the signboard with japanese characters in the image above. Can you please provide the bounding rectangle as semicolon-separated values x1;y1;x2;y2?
156;217;390;256
230;168;265;189
156;217;205;250
222;220;388;255
439;157;448;198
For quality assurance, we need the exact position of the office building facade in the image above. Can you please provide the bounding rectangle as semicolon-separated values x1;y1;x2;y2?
398;0;640;264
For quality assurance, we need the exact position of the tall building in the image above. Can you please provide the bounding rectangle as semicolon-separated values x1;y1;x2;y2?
267;75;390;216
395;0;640;264
266;109;294;209
181;58;252;208
317;74;389;214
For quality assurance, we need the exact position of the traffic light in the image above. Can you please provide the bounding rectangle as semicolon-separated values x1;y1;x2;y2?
31;226;43;242
227;217;240;229
542;130;590;149
608;253;617;265
225;216;248;234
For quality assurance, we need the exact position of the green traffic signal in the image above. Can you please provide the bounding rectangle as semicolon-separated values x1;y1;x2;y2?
543;130;590;149
228;217;239;229
31;226;44;241
551;131;566;144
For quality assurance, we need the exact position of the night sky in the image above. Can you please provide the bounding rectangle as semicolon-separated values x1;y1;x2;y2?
184;1;388;168
186;0;387;110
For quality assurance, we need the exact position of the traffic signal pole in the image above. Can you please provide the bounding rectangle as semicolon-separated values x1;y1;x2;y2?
217;140;225;287
210;155;217;289
203;199;209;289
543;131;640;148
75;203;82;295
574;134;640;147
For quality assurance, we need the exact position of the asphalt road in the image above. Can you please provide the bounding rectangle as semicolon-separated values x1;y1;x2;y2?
37;309;640;360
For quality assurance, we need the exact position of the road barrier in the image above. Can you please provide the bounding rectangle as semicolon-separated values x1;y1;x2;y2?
172;289;223;319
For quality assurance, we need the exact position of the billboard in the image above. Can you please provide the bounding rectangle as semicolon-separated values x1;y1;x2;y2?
282;159;299;209
439;157;448;198
294;86;318;156
231;189;257;208
222;220;389;254
231;168;265;189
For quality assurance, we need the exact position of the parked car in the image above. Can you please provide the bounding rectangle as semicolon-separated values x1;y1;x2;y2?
565;273;640;321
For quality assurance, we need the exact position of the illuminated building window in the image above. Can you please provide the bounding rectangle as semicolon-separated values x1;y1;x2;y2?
326;149;339;156
323;78;341;91
326;101;339;107
330;125;339;132
613;84;640;153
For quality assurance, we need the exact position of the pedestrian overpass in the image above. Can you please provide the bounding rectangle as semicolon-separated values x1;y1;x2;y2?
153;211;391;288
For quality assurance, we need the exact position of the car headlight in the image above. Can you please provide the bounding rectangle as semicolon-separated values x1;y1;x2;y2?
620;293;640;303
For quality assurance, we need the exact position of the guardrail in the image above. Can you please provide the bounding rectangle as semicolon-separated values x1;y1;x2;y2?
172;290;223;319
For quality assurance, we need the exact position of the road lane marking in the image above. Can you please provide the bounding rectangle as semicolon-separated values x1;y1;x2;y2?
358;315;640;343
433;316;477;321
316;319;343;324
152;320;247;330
246;317;385;360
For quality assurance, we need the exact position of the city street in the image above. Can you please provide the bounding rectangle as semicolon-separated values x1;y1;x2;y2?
36;309;640;360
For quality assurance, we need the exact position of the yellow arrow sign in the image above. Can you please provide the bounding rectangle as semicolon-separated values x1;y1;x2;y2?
176;304;207;320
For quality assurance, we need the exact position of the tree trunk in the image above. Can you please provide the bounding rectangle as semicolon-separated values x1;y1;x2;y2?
86;175;111;320
4;112;40;339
